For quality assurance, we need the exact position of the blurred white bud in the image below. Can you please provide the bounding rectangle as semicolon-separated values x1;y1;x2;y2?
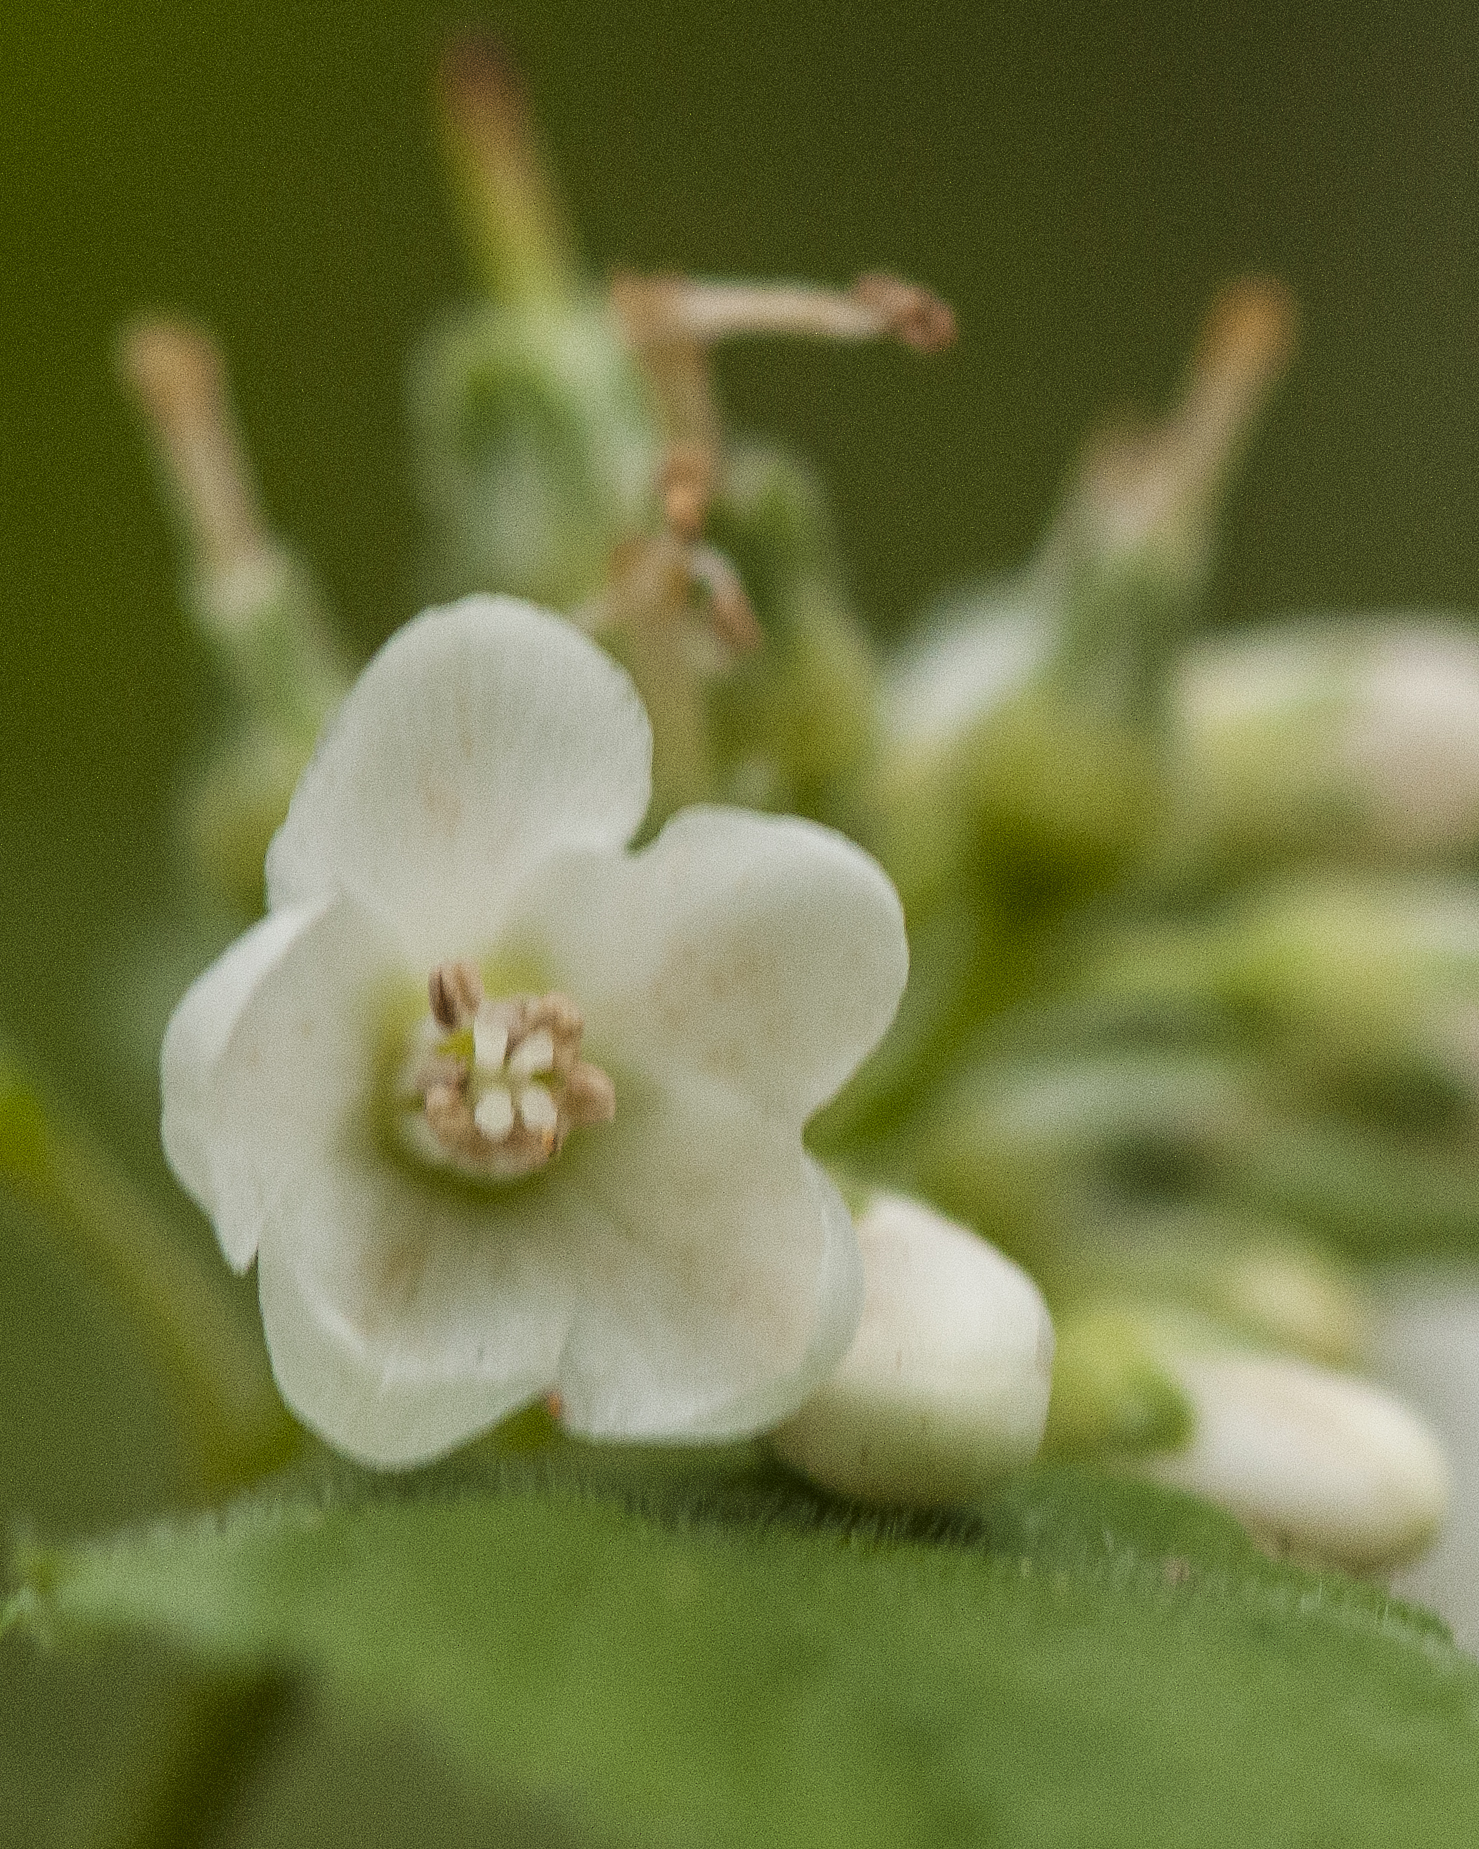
772;1193;1055;1506
1174;617;1479;860
1141;1350;1450;1572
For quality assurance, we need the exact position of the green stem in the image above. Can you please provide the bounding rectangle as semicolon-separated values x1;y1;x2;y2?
105;1670;299;1849
0;1059;298;1495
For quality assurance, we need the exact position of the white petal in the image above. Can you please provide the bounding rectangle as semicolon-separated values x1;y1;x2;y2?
517;807;908;1123
161;907;316;1238
266;597;652;964
772;1194;1055;1506
161;896;401;1272
548;1078;863;1440
1143;1352;1451;1571
257;1155;572;1467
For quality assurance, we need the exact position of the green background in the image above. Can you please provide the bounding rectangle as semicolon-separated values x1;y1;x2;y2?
5;2;1479;1840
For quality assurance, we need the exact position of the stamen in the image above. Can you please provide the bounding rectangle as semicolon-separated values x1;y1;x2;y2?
429;960;483;1031
473;1085;515;1140
611;272;957;355
118;319;280;591
518;1082;558;1137
686;544;763;653
508;1026;555;1081
574;444;761;658
563;1062;617;1129
608;270;955;462
403;985;614;1181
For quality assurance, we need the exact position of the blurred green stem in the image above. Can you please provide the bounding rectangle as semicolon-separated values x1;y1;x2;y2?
0;1058;297;1495
105;1671;299;1849
437;35;581;309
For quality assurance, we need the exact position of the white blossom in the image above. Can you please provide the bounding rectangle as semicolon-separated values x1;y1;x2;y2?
772;1193;1054;1505
162;595;907;1467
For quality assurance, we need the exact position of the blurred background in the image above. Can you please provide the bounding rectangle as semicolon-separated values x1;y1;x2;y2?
6;1;1479;1841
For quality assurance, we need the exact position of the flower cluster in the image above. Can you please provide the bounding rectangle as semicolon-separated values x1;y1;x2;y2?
136;49;1458;1566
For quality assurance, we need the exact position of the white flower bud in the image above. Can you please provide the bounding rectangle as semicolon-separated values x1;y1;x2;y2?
1174;617;1479;859
772;1193;1055;1506
1141;1351;1450;1571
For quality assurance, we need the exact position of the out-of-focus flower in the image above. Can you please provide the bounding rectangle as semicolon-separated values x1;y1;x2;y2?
771;1193;1054;1505
161;596;907;1467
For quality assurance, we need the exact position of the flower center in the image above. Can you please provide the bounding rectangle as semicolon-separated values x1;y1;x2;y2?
397;961;615;1181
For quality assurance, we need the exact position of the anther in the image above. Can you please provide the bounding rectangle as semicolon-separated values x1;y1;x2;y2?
429;960;484;1030
852;273;959;353
563;1061;617;1128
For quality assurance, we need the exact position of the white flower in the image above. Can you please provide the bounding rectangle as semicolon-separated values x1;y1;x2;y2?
161;595;907;1467
771;1194;1054;1506
1141;1350;1450;1571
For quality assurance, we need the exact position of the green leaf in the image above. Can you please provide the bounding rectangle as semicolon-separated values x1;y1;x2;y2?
9;1457;1479;1849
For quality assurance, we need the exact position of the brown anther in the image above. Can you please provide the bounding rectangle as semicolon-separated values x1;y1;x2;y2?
563;1060;617;1128
852;273;958;353
415;1051;467;1096
429;959;484;1030
424;1079;473;1145
521;992;585;1065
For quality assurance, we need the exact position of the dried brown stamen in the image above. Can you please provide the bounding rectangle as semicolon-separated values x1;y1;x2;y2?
1078;276;1297;552
118;318;278;587
611;271;958;356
